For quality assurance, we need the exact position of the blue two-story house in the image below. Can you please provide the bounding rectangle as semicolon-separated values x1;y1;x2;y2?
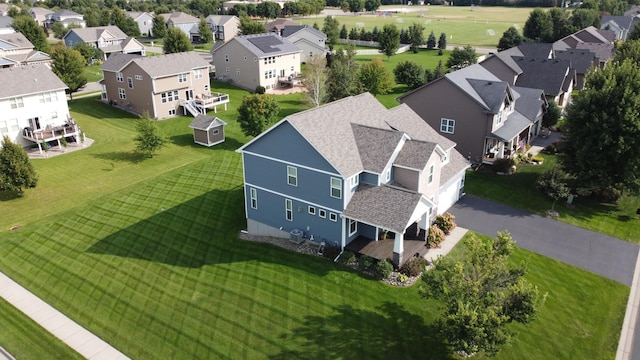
237;93;469;266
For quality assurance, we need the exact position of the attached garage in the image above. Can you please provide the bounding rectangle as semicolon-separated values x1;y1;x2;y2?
437;174;465;214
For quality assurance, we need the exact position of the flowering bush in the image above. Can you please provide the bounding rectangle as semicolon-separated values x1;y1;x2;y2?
434;212;456;234
427;225;445;248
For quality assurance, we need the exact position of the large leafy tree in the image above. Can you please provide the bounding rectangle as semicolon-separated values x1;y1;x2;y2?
394;60;424;89
152;14;167;38
378;24;400;60
163;27;193;54
198;18;213;44
422;231;544;357
327;45;361;101
446;45;477;70
51;46;87;100
364;0;380;11
11;15;49;52
542;100;561;129
560;59;640;195
238;94;280;137
73;42;103;64
549;8;572;41
358;57;394;95
239;16;265;35
134;118;167;158
322;16;340;49
571;8;601;30
628;23;640;41
523;8;553;42
497;26;522;51
256;1;281;19
407;22;425;53
614;39;640;65
303;54;328;107
0;135;38;196
346;0;363;13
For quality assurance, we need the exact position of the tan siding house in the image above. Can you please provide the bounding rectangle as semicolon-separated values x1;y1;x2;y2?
211;33;301;92
101;52;228;119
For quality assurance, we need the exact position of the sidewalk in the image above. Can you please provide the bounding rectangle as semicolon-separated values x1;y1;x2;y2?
0;272;130;360
617;248;640;360
424;226;468;263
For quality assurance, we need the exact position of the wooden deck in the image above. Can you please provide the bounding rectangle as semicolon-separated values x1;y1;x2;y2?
22;123;79;143
345;236;428;265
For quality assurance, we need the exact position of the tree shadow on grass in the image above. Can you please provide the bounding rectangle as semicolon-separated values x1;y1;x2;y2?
269;302;452;360
0;190;22;202
92;151;146;165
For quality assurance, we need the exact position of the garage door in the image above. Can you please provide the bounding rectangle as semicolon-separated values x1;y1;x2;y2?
438;178;461;214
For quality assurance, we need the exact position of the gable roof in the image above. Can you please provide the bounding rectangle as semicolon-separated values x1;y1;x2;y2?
30;7;53;16
601;15;638;31
64;26;127;43
511;86;546;121
394;140;437;170
50;9;82;18
102;52;209;77
385;105;456;150
215;33;301;58
468;79;510;113
439;64;505;113
282;25;326;39
205;14;238;26
0;65;66;99
265;18;297;32
160;12;198;24
554;48;597;75
516;42;554;59
125;11;152;20
352;124;405;173
189;114;227;130
513;57;572;96
0;15;12;29
0;32;34;50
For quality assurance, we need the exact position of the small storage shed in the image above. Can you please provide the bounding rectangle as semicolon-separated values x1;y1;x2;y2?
189;114;227;147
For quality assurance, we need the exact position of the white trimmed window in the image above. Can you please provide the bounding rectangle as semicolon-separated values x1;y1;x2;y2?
178;73;188;83
349;219;357;236
428;164;434;184
308;206;315;215
224;54;229;62
118;88;126;99
194;69;203;79
116;72;123;82
331;177;342;199
10;97;23;109
440;118;455;134
127;77;133;88
287;166;297;186
161;90;179;103
349;175;359;188
285;199;293;221
319;209;326;218
329;213;337;222
250;188;257;209
135;75;143;80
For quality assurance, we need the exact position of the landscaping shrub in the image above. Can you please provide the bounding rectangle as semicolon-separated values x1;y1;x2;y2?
323;244;341;260
434;212;456;234
531;154;544;163
543;141;561;154
594;187;621;203
427;225;445;248
373;259;394;279
400;256;425;277
493;158;516;173
255;85;266;94
337;251;356;265
358;254;375;271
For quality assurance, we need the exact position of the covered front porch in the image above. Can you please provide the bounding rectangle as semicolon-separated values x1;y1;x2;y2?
346;224;430;266
482;113;533;164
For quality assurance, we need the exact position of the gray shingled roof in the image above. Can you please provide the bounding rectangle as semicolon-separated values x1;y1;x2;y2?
189;114;227;130
160;12;198;24
101;52;209;77
513;57;571;96
386;104;456;151
282;25;326;39
265;18;297;32
492;111;531;142
51;9;82;17
343;184;423;233
468;79;509;114
0;65;66;99
511;86;545;121
352;124;404;173
0;32;33;49
442;64;503;112
205;15;238;26
440;150;470;186
0;15;11;28
601;15;636;30
394;140;436;170
483;46;523;74
554;48;597;75
30;7;53;16
575;42;615;63
517;42;554;59
66;26;127;42
221;33;301;58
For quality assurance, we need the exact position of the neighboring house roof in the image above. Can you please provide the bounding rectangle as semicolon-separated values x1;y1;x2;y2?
554;48;597;75
0;15;12;29
343;184;425;234
557;26;615;48
513;57;572;96
625;5;640;17
50;9;83;18
511;86;546;121
467;79;510;113
575;42;615;63
214;33;301;58
265;18;297;32
125;11;152;20
160;12;199;24
438;64;504;113
100;36;144;54
601;15;638;31
0;64;66;99
30;7;53;16
289;37;327;53
205;14;238;26
102;51;209;78
516;42;554;59
0;33;52;64
189;114;227;130
0;32;33;50
64;26;127;43
282;25;326;39
352;124;405;173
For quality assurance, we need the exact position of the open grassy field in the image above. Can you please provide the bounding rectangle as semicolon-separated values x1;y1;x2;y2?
0;83;630;359
295;5;535;48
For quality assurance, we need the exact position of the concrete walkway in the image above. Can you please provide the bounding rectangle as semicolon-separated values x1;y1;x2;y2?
0;273;130;360
424;226;468;263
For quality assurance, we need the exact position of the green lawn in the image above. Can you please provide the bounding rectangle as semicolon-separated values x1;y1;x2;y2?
465;156;640;242
295;5;535;48
83;63;103;83
0;81;630;359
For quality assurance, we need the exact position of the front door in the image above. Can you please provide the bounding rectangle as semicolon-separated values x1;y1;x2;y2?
185;90;193;101
29;117;41;130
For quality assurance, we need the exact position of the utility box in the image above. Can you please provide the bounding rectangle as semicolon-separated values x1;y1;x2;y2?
290;229;304;244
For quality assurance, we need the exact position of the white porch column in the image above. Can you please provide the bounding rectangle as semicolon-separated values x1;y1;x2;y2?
419;213;429;230
392;232;404;267
498;142;505;159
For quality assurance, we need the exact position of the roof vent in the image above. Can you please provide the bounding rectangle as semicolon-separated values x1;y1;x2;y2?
34;78;37;82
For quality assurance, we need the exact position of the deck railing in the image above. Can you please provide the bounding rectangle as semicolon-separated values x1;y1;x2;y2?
23;121;79;142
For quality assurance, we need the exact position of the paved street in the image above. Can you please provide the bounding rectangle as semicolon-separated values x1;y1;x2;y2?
449;195;639;286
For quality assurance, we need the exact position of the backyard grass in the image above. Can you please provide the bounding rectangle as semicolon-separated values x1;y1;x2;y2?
295;5;535;48
0;83;631;359
465;156;640;242
83;63;103;83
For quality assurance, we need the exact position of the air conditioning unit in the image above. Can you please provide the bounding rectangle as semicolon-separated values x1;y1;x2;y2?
290;229;304;244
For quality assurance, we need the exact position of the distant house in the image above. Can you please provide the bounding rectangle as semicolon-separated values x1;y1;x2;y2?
189;114;227;146
160;12;200;41
554;49;598;90
600;15;640;40
237;93;469;266
399;64;547;165
63;26;145;60
0;15;13;35
101;52;229;119
44;9;86;29
554;26;615;52
0;65;80;153
205;15;240;42
29;7;53;26
211;33;301;92
282;25;328;63
0;32;52;68
126;11;153;37
265;18;297;36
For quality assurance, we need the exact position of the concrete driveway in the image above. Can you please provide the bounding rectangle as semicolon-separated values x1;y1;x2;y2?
449;195;639;286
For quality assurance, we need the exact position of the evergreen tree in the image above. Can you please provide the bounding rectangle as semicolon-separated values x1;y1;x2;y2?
407;23;425;53
497;26;523;51
163;27;194;54
0;135;38;196
239;16;266;35
134;118;167;158
323;16;340;48
364;0;381;11
427;30;436;49
425;60;447;82
549;8;572;41
438;32;447;52
340;24;348;39
11;16;49;52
